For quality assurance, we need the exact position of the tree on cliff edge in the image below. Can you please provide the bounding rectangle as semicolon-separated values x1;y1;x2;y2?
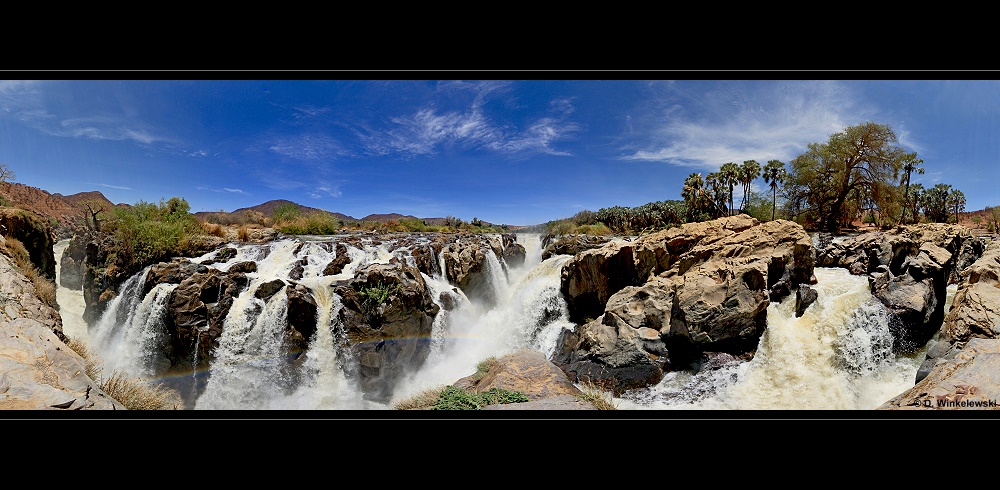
0;163;13;185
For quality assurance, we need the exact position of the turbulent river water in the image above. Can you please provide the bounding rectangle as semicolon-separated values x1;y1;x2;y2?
52;234;955;411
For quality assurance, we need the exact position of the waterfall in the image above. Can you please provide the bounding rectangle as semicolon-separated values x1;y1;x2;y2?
390;243;573;404
89;265;157;374
268;278;371;410
70;230;946;411
616;267;924;410
193;283;293;410
517;233;544;270
53;239;89;342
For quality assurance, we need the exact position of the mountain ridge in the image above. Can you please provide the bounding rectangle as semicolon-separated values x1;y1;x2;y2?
0;184;529;232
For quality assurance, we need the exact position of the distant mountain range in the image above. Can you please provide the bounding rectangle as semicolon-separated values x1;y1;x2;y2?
196;199;451;225
0;185;511;233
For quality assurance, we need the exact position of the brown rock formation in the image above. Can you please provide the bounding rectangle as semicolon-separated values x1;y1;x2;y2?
554;215;815;394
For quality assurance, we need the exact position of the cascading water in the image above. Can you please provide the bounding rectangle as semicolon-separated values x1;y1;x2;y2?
88;265;168;375
615;267;927;410
58;232;952;411
53;239;89;342
391;243;574;403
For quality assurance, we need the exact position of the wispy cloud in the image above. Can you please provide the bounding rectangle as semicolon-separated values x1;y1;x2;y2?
359;83;580;158
196;186;249;195
291;105;331;119
307;184;342;199
0;81;173;146
269;133;351;160
622;80;864;170
85;182;132;190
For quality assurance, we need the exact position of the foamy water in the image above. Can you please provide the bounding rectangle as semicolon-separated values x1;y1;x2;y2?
58;234;947;411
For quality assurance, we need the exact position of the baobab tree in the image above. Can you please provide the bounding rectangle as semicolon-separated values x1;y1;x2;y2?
0;163;14;184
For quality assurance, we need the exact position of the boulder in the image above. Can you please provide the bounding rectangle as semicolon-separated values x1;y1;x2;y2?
879;338;1000;410
334;262;441;404
453;348;597;410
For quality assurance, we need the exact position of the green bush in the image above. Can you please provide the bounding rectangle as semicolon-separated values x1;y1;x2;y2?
104;197;202;269
276;211;341;235
358;281;399;312
431;385;529;410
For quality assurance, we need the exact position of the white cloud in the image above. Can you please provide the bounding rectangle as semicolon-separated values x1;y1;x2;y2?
622;80;864;170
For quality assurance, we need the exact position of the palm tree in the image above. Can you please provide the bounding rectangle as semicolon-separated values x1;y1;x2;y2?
705;172;728;218
682;172;706;222
718;162;740;216
948;189;966;224
738;159;761;213
899;154;924;224
762;159;786;221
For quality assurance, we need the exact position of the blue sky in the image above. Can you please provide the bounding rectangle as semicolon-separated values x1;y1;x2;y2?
0;77;997;226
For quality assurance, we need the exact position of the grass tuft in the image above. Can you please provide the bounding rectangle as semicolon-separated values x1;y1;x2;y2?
576;379;619;410
64;337;182;410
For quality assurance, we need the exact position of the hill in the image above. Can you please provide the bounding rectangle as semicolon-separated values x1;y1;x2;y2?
0;183;119;234
195;199;358;225
360;212;420;222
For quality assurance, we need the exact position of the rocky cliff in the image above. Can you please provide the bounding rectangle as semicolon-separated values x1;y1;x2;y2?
0;231;123;410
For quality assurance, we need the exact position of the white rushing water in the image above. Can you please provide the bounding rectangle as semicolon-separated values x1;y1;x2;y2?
53;239;89;342
56;233;953;411
616;268;942;410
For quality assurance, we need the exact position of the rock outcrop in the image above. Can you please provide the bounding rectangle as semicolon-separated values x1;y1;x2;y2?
0;207;56;281
912;238;1000;383
334;262;441;404
878;338;1000;410
816;223;985;353
541;234;613;261
439;234;505;307
554;215;815;395
453;348;598;410
0;234;123;410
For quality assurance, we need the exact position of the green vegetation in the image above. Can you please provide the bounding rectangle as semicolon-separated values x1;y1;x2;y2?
669;121;970;232
987;206;1000;232
430;385;530;410
104;197;203;270
274;210;342;235
899;155;925;224
358;281;400;312
537;200;685;236
783;121;910;231
762;159;787;221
